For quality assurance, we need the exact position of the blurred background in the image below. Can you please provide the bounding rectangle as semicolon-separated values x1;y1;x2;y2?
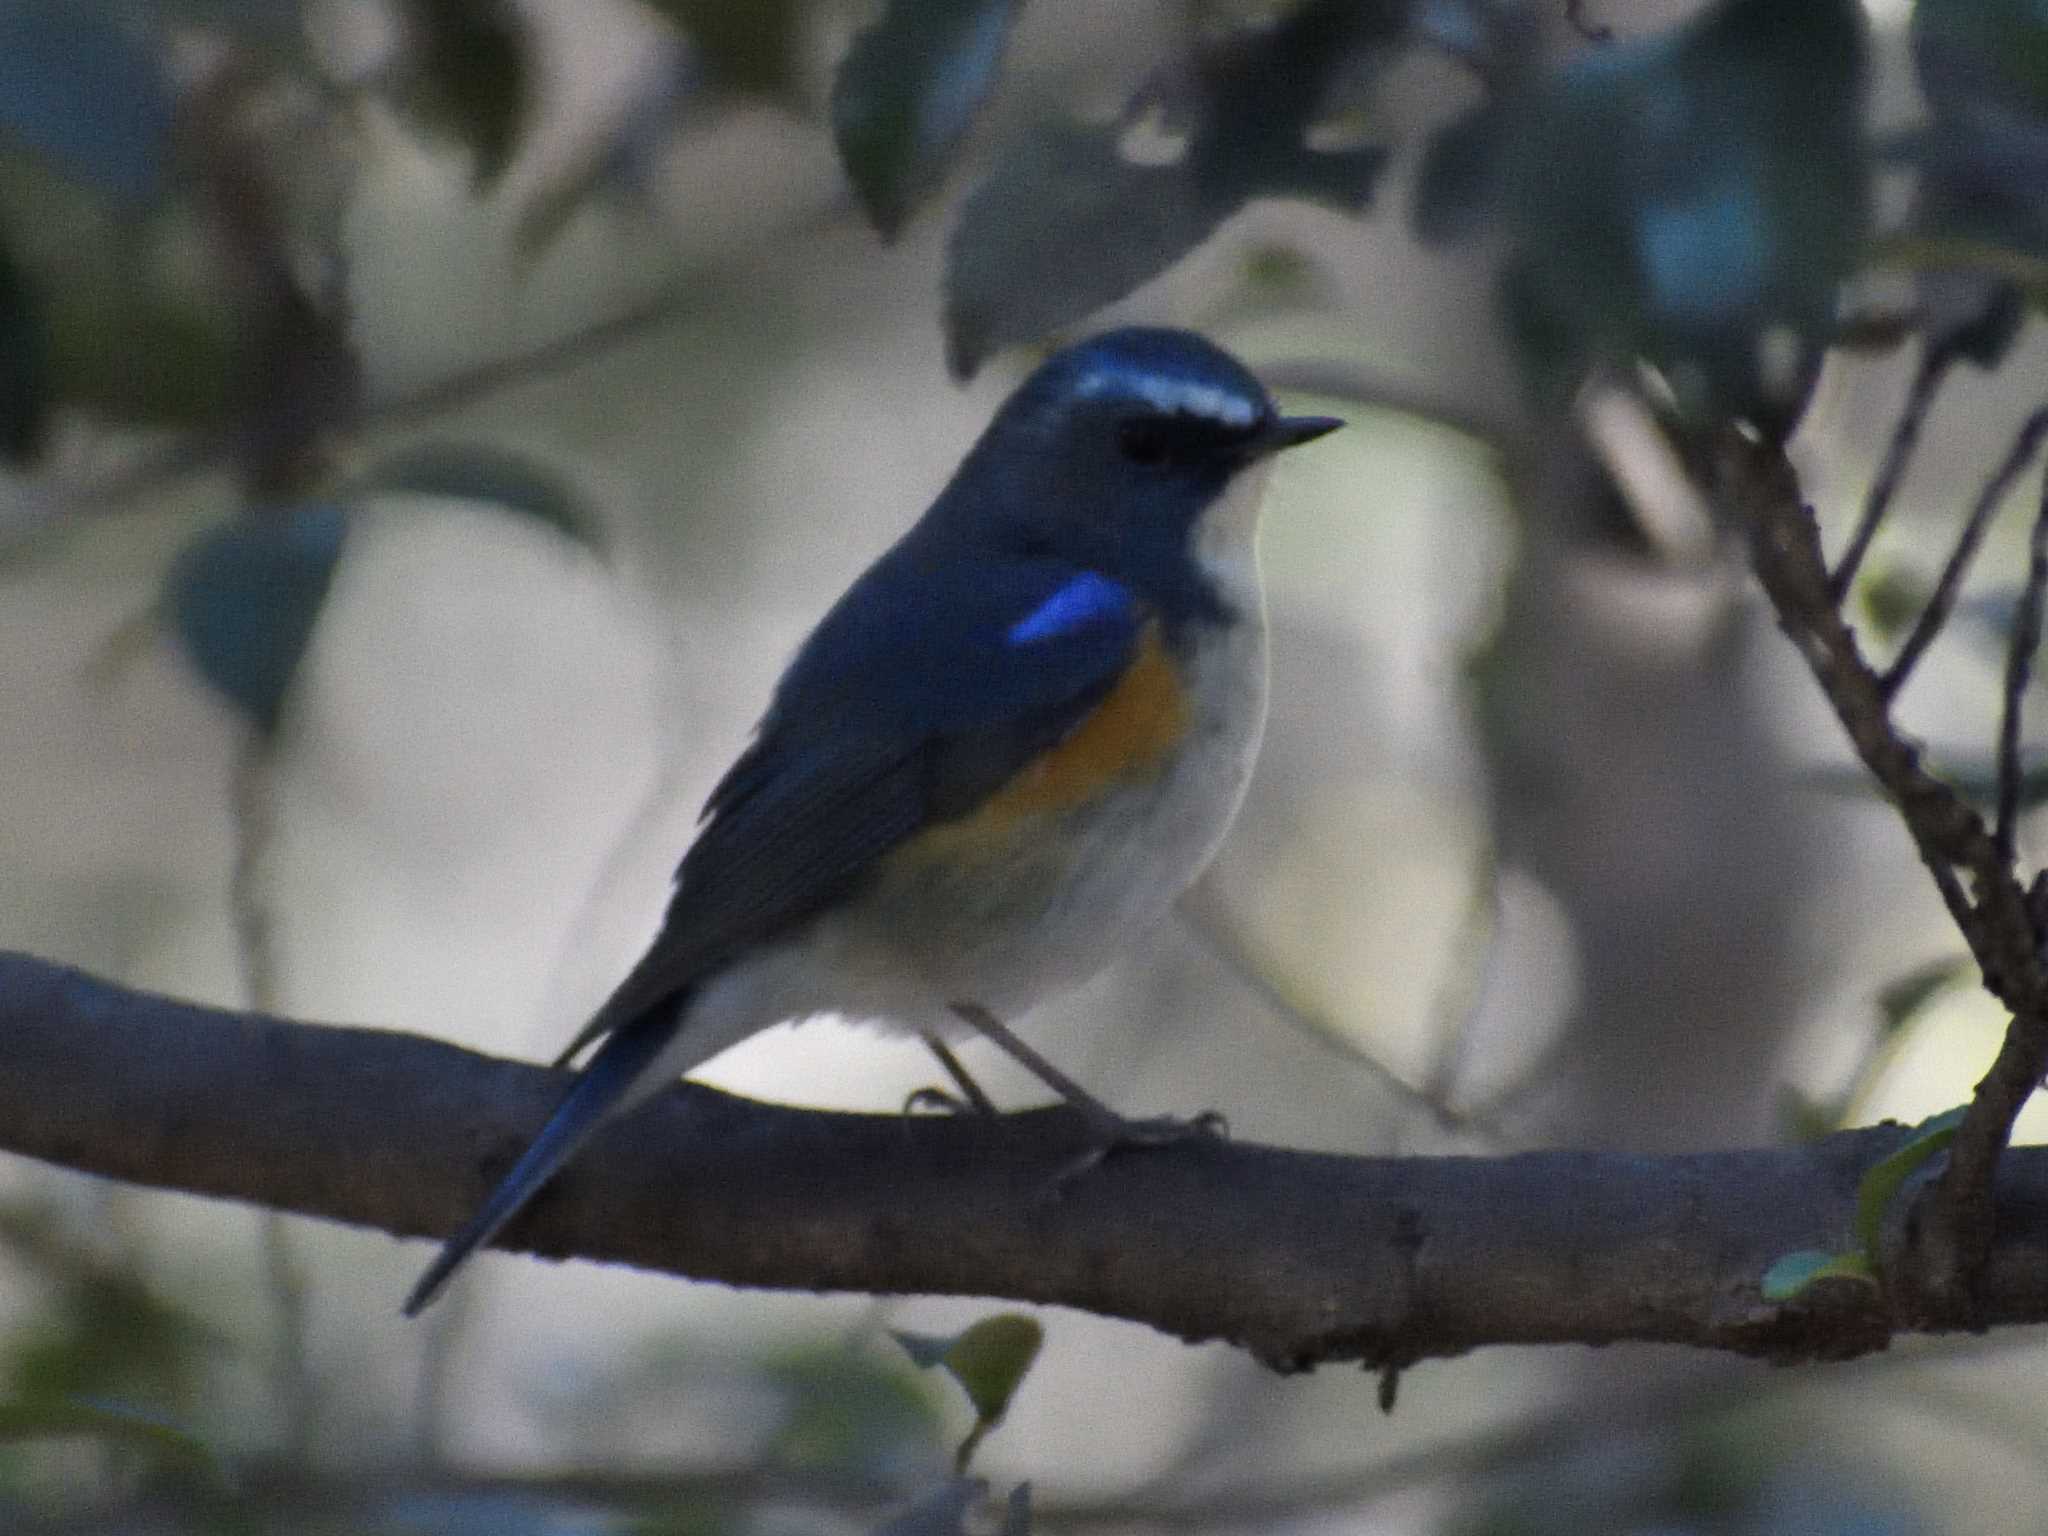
1;0;2046;1530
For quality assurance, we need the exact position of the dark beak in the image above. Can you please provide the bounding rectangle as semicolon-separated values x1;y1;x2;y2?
1258;414;1344;454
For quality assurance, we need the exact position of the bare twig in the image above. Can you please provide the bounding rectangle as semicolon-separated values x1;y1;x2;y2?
1830;339;1955;602
1720;434;2048;1323
1995;463;2048;857
1880;406;2048;702
1174;903;1498;1144
1417;848;1502;1112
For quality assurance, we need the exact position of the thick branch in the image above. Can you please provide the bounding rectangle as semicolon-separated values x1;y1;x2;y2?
8;953;2048;1368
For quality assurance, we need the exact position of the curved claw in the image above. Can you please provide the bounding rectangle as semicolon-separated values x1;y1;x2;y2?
1046;1107;1228;1192
904;1085;975;1117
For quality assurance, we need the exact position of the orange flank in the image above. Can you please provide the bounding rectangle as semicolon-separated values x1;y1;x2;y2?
914;624;1192;856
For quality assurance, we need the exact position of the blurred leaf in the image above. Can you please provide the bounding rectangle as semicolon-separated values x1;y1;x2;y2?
1420;0;1869;423
0;152;237;428
1907;0;2048;364
1855;1106;1967;1266
397;0;532;188
832;0;1022;239
1917;0;2048;104
0;230;45;462
1858;564;1926;644
1759;1248;1876;1301
1412;101;1505;245
1805;753;2048;814
164;502;350;735
0;1199;221;1412
870;1478;1015;1536
945;0;1396;376
646;0;810;96
1876;956;1976;1039
0;2;173;206
348;441;606;550
763;1342;942;1475
1776;1084;1840;1144
893;1314;1041;1470
1928;757;2048;814
0;1396;218;1479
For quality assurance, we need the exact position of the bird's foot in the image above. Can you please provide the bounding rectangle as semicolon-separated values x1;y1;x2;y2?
911;1032;999;1117
1052;1106;1229;1187
904;1085;981;1117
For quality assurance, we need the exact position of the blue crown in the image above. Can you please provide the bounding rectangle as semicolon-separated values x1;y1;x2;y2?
1016;329;1272;431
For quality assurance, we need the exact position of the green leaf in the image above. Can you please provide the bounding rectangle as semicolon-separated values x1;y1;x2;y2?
938;1314;1041;1426
1876;956;1975;1039
1412;101;1505;245
165;503;350;735
1906;0;2048;356
397;0;532;188
763;1342;942;1475
1432;0;1870;422
645;0;811;96
832;0;1022;239
1855;1106;1969;1265
944;0;1394;376
1914;0;2048;120
348;441;604;550
1858;564;1926;643
1777;1084;1841;1144
0;229;45;462
892;1314;1042;1469
0;1396;218;1477
1760;1248;1877;1301
0;152;238;430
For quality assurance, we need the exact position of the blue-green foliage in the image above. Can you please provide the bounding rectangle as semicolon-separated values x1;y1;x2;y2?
833;0;1023;240
1416;0;1869;424
166;503;349;734
0;4;171;207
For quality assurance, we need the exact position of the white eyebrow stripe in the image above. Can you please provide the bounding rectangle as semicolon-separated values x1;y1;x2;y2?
1073;363;1261;428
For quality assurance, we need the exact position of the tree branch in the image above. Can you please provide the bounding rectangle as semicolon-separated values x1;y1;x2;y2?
7;952;2048;1369
1718;432;2048;1324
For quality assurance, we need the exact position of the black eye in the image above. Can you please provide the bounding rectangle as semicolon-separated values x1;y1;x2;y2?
1118;419;1171;466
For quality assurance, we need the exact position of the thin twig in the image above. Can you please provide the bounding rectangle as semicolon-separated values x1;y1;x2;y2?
1880;406;2048;702
1995;461;2048;857
1174;903;1501;1145
49;199;857;521
1830;338;1955;602
1722;433;2048;1322
1417;847;1501;1109
231;739;320;1460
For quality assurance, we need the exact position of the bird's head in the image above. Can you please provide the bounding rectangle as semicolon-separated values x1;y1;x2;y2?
942;328;1342;615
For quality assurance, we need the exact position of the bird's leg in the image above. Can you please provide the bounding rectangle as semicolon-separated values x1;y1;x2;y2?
905;1032;1000;1117
947;1002;1226;1178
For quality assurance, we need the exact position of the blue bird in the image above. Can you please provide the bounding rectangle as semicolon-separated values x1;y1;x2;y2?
403;328;1341;1315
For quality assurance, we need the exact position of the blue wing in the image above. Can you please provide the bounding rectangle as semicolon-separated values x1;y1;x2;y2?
403;555;1138;1313
561;555;1144;1058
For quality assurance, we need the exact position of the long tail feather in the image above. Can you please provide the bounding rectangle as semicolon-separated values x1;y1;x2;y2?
403;1018;674;1317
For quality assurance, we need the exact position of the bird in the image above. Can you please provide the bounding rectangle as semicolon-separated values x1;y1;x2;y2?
403;327;1341;1316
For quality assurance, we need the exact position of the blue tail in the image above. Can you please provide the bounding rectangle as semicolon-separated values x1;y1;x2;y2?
403;1019;674;1316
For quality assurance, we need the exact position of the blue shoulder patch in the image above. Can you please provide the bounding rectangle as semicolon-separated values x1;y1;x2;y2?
1007;571;1132;646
